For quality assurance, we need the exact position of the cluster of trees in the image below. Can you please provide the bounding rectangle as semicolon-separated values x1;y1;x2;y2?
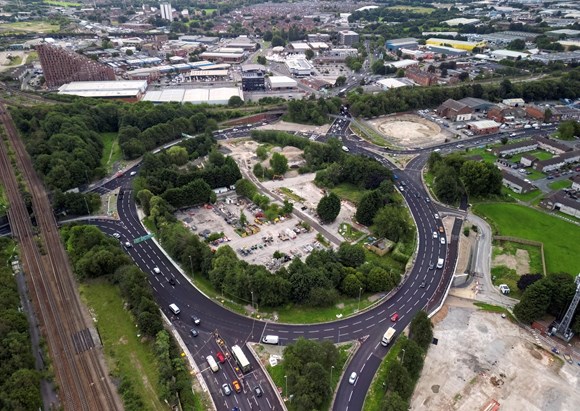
253;151;289;180
53;190;101;216
378;311;434;411
284;97;342;125
514;272;580;332
557;120;580;140
283;339;338;410
427;152;502;204
134;136;241;209
345;70;580;118
0;238;42;410
60;225;195;409
317;192;341;224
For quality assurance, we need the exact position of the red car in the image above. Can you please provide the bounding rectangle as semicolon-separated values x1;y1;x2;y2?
390;313;400;322
216;351;226;364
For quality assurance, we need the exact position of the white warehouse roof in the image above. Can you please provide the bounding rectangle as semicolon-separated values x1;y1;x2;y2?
57;80;148;98
388;59;418;69
377;78;410;89
492;49;529;59
268;76;297;88
143;87;243;105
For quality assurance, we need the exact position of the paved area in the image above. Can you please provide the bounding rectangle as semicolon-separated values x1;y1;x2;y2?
412;298;580;411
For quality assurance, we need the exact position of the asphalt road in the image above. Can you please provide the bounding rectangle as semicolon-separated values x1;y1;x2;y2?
77;117;563;411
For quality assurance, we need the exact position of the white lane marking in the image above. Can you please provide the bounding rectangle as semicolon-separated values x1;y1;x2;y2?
353;321;361;325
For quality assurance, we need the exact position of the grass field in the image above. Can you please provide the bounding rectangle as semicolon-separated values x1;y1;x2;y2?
331;182;369;205
474;203;580;274
338;222;364;242
463;147;497;163
25;51;38;64
473;302;516;322
511;150;553;163
501;186;542;203
44;0;81;6
548;179;572;191
279;187;305;203
79;280;166;411
363;336;406;411
2;21;60;33
387;6;434;13
6;56;22;66
0;184;7;215
100;132;122;171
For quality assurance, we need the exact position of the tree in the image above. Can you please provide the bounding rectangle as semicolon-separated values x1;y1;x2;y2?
501;136;509;145
337;243;365;268
256;145;268;160
270;152;289;175
385;362;413;400
373;206;410;243
409;311;433;351
396;69;405;78
282;199;293;214
263;31;273;41
356;190;385;226
305;49;315;60
434;168;461;204
371;60;386;75
380;392;408;411
125;49;134;56
228;96;244;107
235;178;257;199
271;35;286;47
239;211;247;226
543;108;553;123
166;145;188;166
557;120;580;140
514;279;552;324
317;193;341;223
400;339;424;379
137;189;154;216
256;55;267;65
507;38;526;51
517;273;543;291
335;76;346;87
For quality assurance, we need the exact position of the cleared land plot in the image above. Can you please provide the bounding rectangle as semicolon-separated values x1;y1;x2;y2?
1;21;60;33
386;6;434;13
474;203;580;274
367;114;449;148
412;302;580;411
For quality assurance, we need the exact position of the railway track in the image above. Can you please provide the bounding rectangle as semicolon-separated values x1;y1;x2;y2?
0;103;122;411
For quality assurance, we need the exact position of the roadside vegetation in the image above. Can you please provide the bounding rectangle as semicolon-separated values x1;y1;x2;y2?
364;311;434;411
60;224;197;410
0;238;42;410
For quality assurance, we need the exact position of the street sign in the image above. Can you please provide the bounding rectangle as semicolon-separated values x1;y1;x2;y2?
133;233;154;244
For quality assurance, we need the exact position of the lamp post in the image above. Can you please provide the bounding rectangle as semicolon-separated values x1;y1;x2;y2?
330;366;334;390
357;287;362;312
284;375;288;398
251;290;254;310
189;255;194;282
401;348;406;365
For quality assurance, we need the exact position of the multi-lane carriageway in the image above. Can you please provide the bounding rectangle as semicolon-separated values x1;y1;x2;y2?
86;117;467;411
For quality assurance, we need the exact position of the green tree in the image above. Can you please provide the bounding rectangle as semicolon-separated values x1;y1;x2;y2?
337;243;365;268
434;167;461;204
256;145;268;160
271;35;286;47
409;311;433;351
228;96;244;107
385;361;413;400
400;339;424;379
235;178;257;199
341;273;364;297
282;199;293;214
256;55;267;65
371;59;386;75
317;192;341;223
380;392;408;411
270;152;289;175
335;76;347;87
507;38;526;51
557;120;580;140
305;48;315;60
373;206;410;242
166;145;188;166
514;279;552;324
356;190;384;226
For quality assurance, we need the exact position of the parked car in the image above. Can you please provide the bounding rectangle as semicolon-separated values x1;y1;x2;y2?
191;315;201;325
190;328;198;337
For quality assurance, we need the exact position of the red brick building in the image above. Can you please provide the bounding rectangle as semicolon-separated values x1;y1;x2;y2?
406;69;438;86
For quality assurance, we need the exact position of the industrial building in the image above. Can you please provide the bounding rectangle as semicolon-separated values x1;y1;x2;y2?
491;49;529;61
338;30;360;46
160;3;172;21
530;51;580;64
426;45;469;57
385;38;418;52
426;38;486;52
443;18;480;26
387;59;418;70
406;70;438;87
285;59;313;76
37;44;116;88
308;33;331;42
267;76;298;90
376;78;413;90
57;80;147;101
437;99;473;121
466;120;501;135
143;87;243;105
199;51;245;63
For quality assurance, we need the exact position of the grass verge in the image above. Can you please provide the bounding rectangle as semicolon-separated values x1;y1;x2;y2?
490;265;523;299
279;187;305;202
363;336;406;411
473;203;580;274
473;302;516;322
100;132;122;171
79;279;166;411
331;182;369;205
350;122;391;148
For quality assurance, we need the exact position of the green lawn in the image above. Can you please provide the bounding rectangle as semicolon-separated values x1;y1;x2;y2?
279;187;306;203
474;203;580;274
462;147;497;163
511;150;553;163
44;0;81;6
387;6;434;13
363;336;406;411
339;222;364;242
266;342;353;408
331;182;369;205
501;186;542;203
2;21;60;33
473;302;516;322
548;179;572;191
79;280;166;411
100;132;122;171
350;123;391;148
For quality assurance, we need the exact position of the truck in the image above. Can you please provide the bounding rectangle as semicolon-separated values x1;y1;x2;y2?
381;327;396;347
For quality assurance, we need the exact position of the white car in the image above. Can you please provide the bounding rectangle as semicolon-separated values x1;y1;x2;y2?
129;171;137;176
433;231;438;239
349;372;358;385
112;232;121;239
440;237;446;245
153;267;161;274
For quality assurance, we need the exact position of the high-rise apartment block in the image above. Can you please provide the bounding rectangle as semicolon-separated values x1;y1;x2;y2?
36;44;115;89
338;30;359;46
160;3;172;21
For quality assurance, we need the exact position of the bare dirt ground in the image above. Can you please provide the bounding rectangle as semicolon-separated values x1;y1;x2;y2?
366;114;451;148
256;120;331;135
492;247;530;275
0;51;27;72
411;298;580;411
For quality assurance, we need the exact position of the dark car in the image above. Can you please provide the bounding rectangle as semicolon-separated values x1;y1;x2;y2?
168;277;176;286
190;328;198;337
429;263;435;270
420;280;426;288
254;386;263;397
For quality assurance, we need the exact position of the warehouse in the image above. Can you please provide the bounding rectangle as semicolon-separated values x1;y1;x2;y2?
57;80;148;101
426;38;486;51
285;59;313;76
200;51;245;63
143;87;243;105
443;18;480;26
426;45;468;57
491;49;529;61
466;120;501;135
530;51;580;64
385;37;418;51
267;76;298;90
377;78;412;90
387;59;418;69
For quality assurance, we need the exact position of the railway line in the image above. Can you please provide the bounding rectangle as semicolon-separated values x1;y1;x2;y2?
0;103;121;411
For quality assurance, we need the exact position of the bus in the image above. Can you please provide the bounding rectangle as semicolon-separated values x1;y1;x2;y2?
231;345;251;373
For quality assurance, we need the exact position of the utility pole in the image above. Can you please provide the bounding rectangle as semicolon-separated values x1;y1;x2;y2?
189;255;194;282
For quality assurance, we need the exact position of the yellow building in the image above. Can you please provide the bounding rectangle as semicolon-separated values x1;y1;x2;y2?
426;38;486;52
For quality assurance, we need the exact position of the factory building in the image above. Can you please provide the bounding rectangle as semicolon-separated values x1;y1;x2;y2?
426;38;487;52
385;38;418;52
57;80;147;101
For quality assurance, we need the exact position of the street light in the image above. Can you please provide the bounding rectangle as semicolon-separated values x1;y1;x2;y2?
357;287;362;312
251;290;254;310
330;366;334;389
284;375;288;398
188;255;194;282
401;348;406;365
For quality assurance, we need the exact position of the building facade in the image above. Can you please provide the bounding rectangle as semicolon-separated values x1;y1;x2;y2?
338;30;359;46
160;3;172;21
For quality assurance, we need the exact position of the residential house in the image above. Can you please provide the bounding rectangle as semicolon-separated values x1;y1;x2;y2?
502;171;536;194
541;190;580;218
533;150;580;173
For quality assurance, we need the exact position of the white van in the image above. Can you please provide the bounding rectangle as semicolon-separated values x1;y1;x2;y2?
206;355;219;373
169;303;180;315
436;258;444;269
342;145;350;152
262;335;279;345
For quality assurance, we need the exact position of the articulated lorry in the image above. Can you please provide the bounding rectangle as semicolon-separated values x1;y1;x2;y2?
381;327;396;346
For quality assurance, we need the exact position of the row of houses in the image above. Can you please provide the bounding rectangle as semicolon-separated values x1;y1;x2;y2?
493;136;572;157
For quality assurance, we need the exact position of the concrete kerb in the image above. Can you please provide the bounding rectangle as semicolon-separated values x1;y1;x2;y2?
160;311;217;411
246;342;287;411
329;341;361;411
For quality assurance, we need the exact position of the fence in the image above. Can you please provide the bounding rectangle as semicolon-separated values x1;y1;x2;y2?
493;235;546;276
